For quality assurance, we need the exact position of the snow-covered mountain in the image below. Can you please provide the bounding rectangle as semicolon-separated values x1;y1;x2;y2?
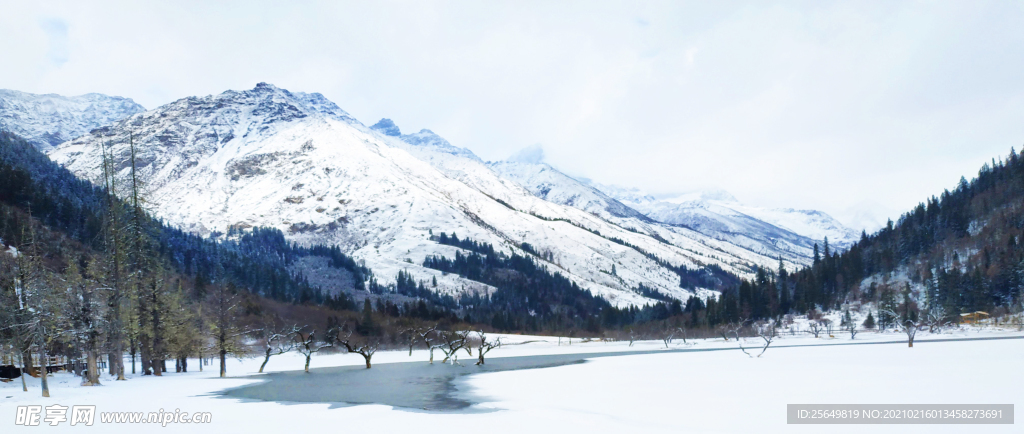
491;160;858;259
0;89;145;151
28;82;862;307
487;161;650;222
372;122;820;272
592;184;861;250
47;83;799;307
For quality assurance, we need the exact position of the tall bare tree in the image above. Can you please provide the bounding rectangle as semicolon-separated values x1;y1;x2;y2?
64;256;106;386
206;283;248;377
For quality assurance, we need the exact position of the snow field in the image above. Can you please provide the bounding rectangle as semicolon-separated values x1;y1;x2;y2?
4;329;1022;433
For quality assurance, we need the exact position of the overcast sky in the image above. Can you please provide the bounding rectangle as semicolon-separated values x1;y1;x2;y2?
3;1;1023;232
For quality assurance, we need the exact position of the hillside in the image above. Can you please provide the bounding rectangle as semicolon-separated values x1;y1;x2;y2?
46;83;813;307
682;149;1024;327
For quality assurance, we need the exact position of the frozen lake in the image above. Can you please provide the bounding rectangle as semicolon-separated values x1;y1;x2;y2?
6;331;1023;433
222;349;687;411
222;335;1024;412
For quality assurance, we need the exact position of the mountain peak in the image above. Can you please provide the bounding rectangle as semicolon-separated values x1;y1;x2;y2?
207;83;356;124
370;118;401;136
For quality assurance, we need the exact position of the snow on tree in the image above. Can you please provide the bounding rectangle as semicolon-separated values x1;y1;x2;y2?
474;331;501;365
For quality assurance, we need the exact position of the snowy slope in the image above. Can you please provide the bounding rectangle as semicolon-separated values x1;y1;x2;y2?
47;83;790;307
378;121;819;276
0;89;144;151
600;184;861;249
487;161;650;221
489;160;847;265
373;117;830;271
487;157;860;251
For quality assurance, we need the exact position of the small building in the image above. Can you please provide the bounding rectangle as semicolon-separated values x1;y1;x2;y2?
960;311;990;324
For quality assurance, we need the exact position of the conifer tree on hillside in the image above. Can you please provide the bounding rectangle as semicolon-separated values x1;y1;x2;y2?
862;311;876;329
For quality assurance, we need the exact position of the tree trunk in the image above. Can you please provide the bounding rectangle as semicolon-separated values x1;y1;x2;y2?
477;353;485;365
363;355;371;369
85;350;100;386
140;343;151;375
115;350;125;380
304;354;311;373
22;350;36;377
152;358;162;376
219;349;227;378
259;351;271;373
429;348;434;364
20;353;29;392
39;347;50;398
180;357;187;373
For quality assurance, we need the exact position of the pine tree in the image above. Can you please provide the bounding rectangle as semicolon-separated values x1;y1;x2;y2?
862;311;876;329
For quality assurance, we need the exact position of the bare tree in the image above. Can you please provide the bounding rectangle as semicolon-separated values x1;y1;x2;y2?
293;327;335;373
807;320;823;338
739;320;776;358
880;309;922;347
821;318;834;337
436;330;471;365
402;324;437;356
716;324;733;341
842;310;859;339
660;326;677;348
474;331;501;365
258;325;295;373
721;321;746;342
5;224;63;396
206;283;249;377
924;306;948;333
62;256;107;386
337;329;381;369
844;321;859;339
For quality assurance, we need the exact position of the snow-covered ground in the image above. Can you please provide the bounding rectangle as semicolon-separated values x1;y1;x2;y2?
4;328;1022;433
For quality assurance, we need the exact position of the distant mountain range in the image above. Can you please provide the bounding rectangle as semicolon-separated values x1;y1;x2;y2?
0;89;145;151
2;84;858;306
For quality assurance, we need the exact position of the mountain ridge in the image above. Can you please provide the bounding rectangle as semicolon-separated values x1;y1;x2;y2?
23;83;853;307
0;88;145;151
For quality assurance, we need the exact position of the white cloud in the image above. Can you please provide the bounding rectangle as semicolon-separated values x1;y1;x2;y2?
509;144;545;164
